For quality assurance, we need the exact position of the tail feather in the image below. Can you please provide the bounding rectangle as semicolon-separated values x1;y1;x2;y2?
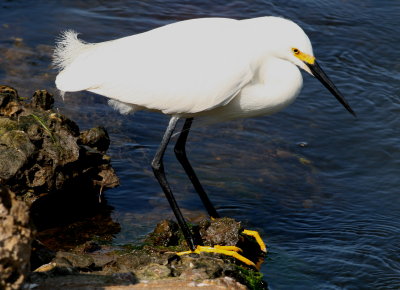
52;30;88;71
53;30;97;92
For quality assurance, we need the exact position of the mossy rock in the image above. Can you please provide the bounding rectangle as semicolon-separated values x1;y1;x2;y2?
0;118;18;134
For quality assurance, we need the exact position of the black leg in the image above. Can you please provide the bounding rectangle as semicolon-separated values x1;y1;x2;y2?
174;118;220;219
151;116;196;251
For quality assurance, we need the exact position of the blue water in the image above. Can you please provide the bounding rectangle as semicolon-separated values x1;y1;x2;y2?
1;0;399;289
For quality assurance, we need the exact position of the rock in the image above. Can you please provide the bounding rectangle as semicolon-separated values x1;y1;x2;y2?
79;126;110;153
146;219;181;247
27;218;267;289
31;90;54;110
0;130;35;180
0;85;119;233
30;240;56;270
0;185;34;290
0;88;11;107
80;241;102;253
0;84;267;289
136;263;171;280
54;252;95;270
0;86;22;116
0;85;121;289
0;118;18;134
101;250;152;274
30;276;247;289
200;217;242;246
32;202;121;250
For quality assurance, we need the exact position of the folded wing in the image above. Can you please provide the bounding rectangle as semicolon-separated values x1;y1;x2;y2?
54;18;254;115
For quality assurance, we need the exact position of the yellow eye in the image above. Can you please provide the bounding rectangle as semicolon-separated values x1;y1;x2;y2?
292;48;300;54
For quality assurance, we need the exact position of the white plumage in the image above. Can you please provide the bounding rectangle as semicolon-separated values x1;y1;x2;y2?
52;16;355;262
53;17;313;121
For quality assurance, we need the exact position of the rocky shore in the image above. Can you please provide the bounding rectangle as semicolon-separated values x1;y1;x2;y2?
0;86;266;289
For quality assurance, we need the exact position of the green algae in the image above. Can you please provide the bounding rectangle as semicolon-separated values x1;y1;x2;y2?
235;265;267;290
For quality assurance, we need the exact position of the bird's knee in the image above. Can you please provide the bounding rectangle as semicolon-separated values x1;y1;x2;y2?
151;159;162;172
174;145;185;157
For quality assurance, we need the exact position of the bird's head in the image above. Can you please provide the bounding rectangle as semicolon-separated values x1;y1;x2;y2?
265;17;356;117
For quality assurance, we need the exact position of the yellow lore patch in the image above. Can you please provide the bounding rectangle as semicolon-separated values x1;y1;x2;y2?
292;48;315;64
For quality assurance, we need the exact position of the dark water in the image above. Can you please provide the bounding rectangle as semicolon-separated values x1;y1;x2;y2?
1;0;399;288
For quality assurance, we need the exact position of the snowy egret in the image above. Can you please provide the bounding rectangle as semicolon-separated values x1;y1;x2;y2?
53;16;355;266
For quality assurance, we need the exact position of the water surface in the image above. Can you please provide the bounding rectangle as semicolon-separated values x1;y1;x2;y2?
0;1;399;289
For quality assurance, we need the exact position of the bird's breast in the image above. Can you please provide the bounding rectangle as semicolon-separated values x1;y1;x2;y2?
204;58;303;122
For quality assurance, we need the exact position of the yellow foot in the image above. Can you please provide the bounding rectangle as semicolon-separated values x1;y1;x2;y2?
242;229;267;253
177;245;256;267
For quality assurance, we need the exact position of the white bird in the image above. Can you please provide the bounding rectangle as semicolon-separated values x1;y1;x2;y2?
53;16;355;266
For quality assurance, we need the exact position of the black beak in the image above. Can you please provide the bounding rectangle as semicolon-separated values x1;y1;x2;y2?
306;61;356;117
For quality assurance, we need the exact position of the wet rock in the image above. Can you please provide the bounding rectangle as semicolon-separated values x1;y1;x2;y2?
0;85;121;288
80;241;102;253
0;86;22;116
0;86;119;231
33;203;120;251
54;252;96;271
200;217;242;246
146;219;181;247
27;218;267;289
136;263;171;280
0;130;35;156
79;126;110;153
0;185;34;290
30;218;265;288
0;117;18;134
31;90;54;110
29;275;247;289
30;240;56;271
0;85;267;288
0;130;35;180
101;250;153;274
0;88;11;107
